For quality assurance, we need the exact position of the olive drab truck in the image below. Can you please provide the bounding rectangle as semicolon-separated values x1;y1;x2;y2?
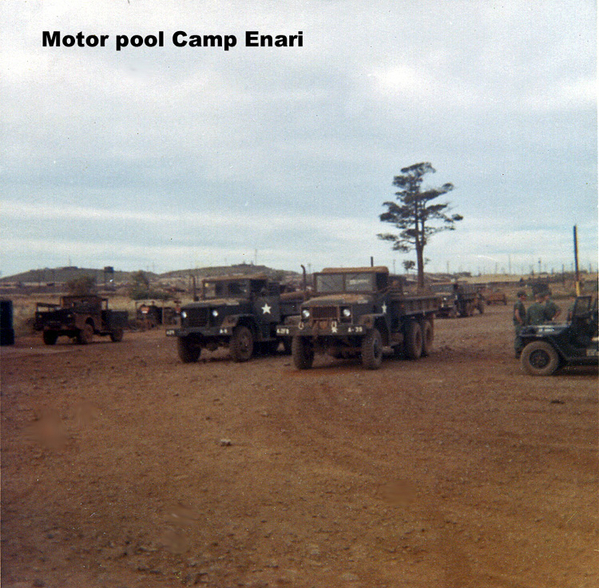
431;282;485;317
277;266;440;370
34;295;128;345
166;274;303;363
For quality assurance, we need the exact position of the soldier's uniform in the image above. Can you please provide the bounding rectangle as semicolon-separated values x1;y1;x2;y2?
526;301;547;326
544;299;560;321
513;294;527;357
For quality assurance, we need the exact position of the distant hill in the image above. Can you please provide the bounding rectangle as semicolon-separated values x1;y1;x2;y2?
160;263;299;281
0;266;146;285
0;264;299;285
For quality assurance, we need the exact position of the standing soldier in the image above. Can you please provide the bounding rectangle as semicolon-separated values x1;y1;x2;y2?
544;291;561;321
526;291;549;326
513;290;527;358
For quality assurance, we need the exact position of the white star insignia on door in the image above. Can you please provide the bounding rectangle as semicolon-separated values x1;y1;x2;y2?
262;303;272;314
382;303;387;314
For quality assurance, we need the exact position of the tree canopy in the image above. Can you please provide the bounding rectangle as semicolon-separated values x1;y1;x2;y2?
378;162;462;289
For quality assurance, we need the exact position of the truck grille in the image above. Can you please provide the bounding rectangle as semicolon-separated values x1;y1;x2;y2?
311;306;338;320
186;307;210;327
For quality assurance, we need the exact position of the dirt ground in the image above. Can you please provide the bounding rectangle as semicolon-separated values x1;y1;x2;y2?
1;304;597;588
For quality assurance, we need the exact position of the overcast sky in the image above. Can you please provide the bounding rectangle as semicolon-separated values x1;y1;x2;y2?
1;0;596;278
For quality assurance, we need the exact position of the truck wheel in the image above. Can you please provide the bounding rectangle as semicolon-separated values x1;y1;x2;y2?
404;321;423;360
282;337;292;355
520;341;560;376
421;320;434;357
77;323;94;345
43;331;58;345
177;337;201;363
110;328;124;342
230;326;254;362
361;328;383;369
477;302;485;314
292;336;314;370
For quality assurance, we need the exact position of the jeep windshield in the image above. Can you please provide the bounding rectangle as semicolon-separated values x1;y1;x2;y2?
315;272;376;294
203;280;249;299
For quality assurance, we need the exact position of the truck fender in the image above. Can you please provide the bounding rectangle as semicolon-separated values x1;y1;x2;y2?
222;315;257;335
359;314;389;344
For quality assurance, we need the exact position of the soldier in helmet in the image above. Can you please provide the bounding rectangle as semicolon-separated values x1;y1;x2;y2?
513;290;527;358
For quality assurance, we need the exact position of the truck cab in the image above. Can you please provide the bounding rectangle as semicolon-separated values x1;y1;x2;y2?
167;274;301;363
277;267;439;370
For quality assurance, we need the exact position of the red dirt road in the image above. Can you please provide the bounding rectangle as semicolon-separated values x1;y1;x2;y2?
1;304;597;587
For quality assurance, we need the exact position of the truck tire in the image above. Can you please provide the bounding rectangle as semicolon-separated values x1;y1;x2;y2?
110;328;124;342
43;330;58;345
404;321;423;360
230;326;254;362
77;323;94;345
421;319;434;357
292;336;314;370
361;328;383;369
282;337;292;355
177;337;201;363
520;341;560;376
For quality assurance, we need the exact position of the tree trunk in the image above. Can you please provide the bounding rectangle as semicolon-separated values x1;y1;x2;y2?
416;242;425;290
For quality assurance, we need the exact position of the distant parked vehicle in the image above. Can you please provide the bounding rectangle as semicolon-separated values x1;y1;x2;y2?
34;295;128;345
431;282;484;317
135;301;178;330
482;288;508;305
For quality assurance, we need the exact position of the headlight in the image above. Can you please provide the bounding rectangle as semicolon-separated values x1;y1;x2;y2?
302;309;310;319
212;310;219;317
181;311;187;319
342;308;351;318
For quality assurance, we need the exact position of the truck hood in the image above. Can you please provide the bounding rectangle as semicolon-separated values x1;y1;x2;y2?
184;298;248;308
304;294;371;306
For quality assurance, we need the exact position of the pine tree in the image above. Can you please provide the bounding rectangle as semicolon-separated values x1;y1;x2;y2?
378;162;462;289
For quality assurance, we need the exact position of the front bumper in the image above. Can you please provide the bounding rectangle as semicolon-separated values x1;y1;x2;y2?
276;322;366;337
166;326;233;338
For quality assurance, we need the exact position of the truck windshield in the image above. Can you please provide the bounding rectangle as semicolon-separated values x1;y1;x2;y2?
204;280;249;299
315;273;375;294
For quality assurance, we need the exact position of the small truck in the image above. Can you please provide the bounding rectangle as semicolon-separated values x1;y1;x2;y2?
432;282;485;317
277;266;439;370
166;274;303;363
34;295;128;345
519;295;598;376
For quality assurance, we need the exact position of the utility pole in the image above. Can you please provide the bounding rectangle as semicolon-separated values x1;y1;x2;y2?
573;225;581;295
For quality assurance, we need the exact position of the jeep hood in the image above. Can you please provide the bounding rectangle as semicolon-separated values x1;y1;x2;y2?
522;323;569;336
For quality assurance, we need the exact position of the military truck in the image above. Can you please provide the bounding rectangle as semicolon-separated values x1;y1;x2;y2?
432;282;485;317
276;266;439;370
519;295;598;376
34;295;128;345
166;274;303;363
